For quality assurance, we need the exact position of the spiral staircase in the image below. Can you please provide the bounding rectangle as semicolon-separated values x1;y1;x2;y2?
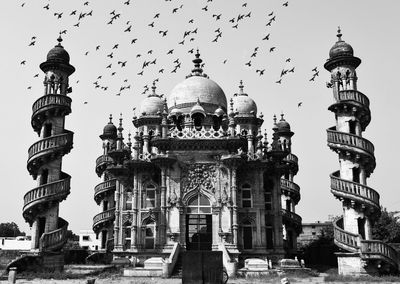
7;36;75;272
325;30;399;274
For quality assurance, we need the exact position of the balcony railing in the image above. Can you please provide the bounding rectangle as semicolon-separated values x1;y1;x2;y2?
360;240;399;267
280;179;300;197
330;171;379;208
39;218;68;251
337;90;370;108
28;132;73;163
170;128;227;139
96;155;113;169
333;217;360;252
283;153;298;164
327;128;374;158
24;176;70;210
93;208;115;229
32;94;71;118
94;179;117;203
281;209;302;226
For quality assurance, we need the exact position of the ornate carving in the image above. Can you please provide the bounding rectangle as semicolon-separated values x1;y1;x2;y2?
122;212;132;225
168;188;179;206
181;163;217;194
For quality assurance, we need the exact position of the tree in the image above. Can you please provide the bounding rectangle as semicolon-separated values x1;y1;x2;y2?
0;222;25;237
372;208;400;243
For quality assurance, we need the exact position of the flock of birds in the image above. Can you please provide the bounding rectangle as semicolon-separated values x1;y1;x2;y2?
18;0;321;108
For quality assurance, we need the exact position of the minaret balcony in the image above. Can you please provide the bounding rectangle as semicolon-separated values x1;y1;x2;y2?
94;179;117;205
333;217;360;252
283;153;298;165
337;90;370;108
360;240;399;269
93;208;115;233
280;178;300;204
330;171;379;210
31;94;72;133
281;209;302;234
39;217;68;252
327;128;375;160
95;155;113;177
27;132;74;176
23;175;71;223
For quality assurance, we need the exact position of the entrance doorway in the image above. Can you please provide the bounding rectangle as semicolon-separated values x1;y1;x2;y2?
186;193;212;251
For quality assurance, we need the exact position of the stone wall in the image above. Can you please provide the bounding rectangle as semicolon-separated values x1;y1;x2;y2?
0;250;29;269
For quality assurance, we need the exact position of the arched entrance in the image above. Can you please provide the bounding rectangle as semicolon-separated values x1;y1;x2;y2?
186;193;212;251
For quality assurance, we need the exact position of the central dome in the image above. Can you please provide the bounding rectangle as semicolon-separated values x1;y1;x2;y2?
168;76;227;113
167;51;227;114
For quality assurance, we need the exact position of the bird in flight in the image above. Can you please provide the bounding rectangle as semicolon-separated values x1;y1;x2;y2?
262;34;270;40
276;79;282;84
20;60;26;65
256;69;266;76
131;38;138;44
202;5;208;11
283;1;289;7
312;67;318;72
298;102;302;107
286;58;291;62
43;4;49;10
269;47;276;52
245;60;251;67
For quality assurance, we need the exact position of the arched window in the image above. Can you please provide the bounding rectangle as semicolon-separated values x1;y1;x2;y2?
124;220;132;250
264;174;273;211
192;113;204;131
43;123;52;138
241;184;252;208
242;220;253;249
40;168;48;185
144;221;156;249
142;184;156;209
187;193;211;214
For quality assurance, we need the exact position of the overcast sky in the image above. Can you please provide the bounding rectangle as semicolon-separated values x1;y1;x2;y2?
2;0;400;234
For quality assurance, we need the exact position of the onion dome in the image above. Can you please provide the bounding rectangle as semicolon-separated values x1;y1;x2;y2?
47;35;71;63
40;35;75;75
190;98;206;117
232;80;257;116
214;105;225;117
100;114;117;140
329;27;354;59
139;82;164;116
168;50;227;114
276;113;291;131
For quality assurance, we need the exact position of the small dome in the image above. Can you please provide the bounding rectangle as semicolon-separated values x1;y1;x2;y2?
232;81;257;115
276;114;291;131
46;36;70;63
190;99;206;117
169;106;182;117
214;106;225;117
101;115;117;139
139;83;164;116
168;50;227;114
329;28;354;59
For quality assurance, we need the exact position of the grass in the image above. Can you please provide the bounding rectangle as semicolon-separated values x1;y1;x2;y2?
324;274;400;282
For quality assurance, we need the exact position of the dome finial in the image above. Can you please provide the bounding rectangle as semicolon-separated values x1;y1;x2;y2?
239;80;244;94
151;80;157;95
337;26;342;41
273;114;277;124
57;33;63;47
280;113;285;121
191;49;204;76
109;114;113;124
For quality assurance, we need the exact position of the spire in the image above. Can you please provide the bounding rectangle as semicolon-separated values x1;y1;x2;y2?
192;49;203;75
109;114;113;124
150;80;157;97
236;80;248;97
336;26;342;41
118;113;124;133
56;33;63;47
273;114;277;124
280;113;285;121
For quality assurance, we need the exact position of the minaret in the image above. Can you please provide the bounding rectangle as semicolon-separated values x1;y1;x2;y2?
325;28;398;274
25;35;75;267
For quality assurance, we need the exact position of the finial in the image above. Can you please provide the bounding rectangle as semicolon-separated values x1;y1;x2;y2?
230;98;234;112
259;112;264;119
239;80;244;94
280;113;285;121
119;113;123;128
57;33;63;46
337;26;342;41
151;81;157;95
191;48;203;75
109;114;113;123
264;130;268;140
273;114;277;124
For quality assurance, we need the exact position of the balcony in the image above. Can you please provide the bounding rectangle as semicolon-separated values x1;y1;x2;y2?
93;208;115;233
169;128;227;139
337;90;370;108
94;179;117;205
333;217;360;253
327;128;375;159
360;240;399;269
280;179;300;204
281;209;302;233
330;171;379;210
95;155;113;177
23;176;71;222
283;153;298;164
31;95;72;133
39;218;68;252
27;132;73;175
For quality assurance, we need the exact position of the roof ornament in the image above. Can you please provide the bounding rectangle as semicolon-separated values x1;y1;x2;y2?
109;114;113;124
56;33;63;47
273;114;277;124
280;113;285;121
187;49;209;78
337;26;342;41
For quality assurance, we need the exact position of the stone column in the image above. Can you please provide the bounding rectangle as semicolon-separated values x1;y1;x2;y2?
231;167;238;246
160;167;167;247
131;170;138;249
114;181;122;250
273;176;284;249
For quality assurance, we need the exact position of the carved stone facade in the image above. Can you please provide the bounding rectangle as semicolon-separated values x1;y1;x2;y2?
92;52;302;272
